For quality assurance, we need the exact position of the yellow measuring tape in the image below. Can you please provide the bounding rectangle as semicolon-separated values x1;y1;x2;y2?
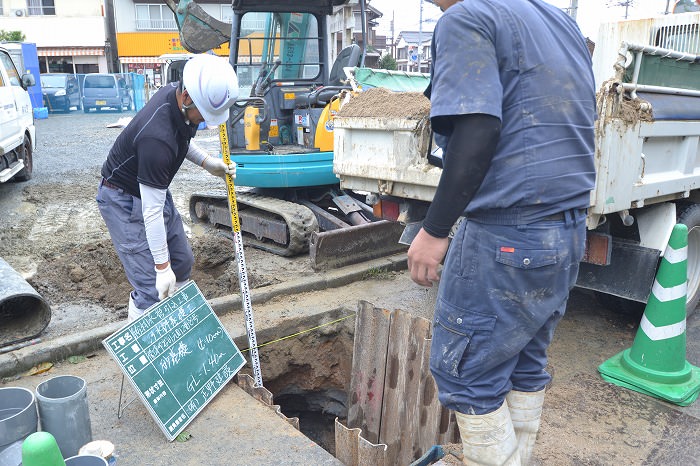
219;123;263;387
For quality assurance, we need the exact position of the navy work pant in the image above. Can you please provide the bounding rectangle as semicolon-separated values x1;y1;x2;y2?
96;183;194;310
430;211;585;415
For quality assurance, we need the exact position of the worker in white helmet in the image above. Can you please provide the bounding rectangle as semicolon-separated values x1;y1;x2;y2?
97;54;239;322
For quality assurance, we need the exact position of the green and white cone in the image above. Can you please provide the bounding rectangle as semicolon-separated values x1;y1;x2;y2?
598;223;700;406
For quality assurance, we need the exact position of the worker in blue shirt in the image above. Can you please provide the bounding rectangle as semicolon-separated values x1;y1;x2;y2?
98;55;239;322
408;1;596;464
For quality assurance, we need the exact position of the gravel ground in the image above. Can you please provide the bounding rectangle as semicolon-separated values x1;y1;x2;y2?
0;110;315;340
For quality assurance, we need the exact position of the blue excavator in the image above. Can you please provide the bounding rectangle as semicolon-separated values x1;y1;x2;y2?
164;0;408;268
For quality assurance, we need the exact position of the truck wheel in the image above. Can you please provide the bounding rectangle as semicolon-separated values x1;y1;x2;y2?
677;201;700;315
14;135;32;182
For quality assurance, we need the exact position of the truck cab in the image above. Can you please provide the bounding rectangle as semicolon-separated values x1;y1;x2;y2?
0;45;36;183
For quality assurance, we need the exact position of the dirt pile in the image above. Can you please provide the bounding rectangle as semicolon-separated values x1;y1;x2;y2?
27;232;286;314
337;87;430;119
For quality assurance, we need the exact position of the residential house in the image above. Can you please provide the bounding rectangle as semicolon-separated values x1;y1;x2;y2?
330;0;385;68
395;30;432;73
113;0;230;86
0;0;107;73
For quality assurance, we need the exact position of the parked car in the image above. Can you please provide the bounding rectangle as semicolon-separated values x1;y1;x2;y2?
82;74;131;113
40;73;80;112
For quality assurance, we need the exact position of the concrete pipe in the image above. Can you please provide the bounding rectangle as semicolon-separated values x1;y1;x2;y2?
0;258;51;349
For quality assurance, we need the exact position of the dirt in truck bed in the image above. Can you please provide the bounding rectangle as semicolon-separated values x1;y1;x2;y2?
337;87;431;119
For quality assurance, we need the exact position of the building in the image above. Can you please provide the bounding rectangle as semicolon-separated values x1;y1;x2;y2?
394;30;432;73
331;0;386;68
0;0;386;84
112;0;231;86
0;0;107;73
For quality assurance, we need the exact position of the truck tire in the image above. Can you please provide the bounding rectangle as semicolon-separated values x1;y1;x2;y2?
677;201;700;315
14;135;32;182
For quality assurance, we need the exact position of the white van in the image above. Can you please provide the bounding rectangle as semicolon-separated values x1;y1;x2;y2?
0;45;36;183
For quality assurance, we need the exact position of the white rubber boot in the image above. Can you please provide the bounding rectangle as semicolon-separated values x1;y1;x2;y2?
127;295;146;323
455;400;521;466
506;389;545;466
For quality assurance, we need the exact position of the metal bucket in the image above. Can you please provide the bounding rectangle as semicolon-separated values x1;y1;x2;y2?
64;455;108;466
0;387;38;466
35;376;92;459
0;258;51;348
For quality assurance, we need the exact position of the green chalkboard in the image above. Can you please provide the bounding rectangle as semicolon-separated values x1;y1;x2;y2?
103;281;245;441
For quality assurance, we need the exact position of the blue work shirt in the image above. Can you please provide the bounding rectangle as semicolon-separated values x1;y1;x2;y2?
429;0;596;223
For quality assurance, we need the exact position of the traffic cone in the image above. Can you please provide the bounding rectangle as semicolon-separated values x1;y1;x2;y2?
598;223;700;406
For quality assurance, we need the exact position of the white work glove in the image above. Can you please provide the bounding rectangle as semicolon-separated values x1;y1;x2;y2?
202;156;236;180
155;263;177;300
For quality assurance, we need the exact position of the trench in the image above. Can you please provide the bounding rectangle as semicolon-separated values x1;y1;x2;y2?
237;309;356;455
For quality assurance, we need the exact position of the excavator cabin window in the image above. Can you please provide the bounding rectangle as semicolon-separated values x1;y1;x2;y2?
235;12;321;96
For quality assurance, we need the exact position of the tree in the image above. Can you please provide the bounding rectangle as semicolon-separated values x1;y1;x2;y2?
377;53;397;71
0;30;26;42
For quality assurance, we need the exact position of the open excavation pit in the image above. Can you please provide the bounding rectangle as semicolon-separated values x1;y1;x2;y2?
236;309;355;454
236;302;460;465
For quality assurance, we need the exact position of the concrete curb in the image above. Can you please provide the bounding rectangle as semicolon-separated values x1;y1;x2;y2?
0;254;407;378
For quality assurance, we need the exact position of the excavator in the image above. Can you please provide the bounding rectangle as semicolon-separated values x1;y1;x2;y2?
164;0;408;269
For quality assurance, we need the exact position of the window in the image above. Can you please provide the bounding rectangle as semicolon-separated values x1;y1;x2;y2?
135;4;177;30
0;52;21;86
27;0;55;16
220;4;232;23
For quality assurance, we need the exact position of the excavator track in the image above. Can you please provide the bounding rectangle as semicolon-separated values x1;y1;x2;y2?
190;190;319;256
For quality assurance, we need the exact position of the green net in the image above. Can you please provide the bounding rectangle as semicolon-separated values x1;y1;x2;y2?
352;67;430;92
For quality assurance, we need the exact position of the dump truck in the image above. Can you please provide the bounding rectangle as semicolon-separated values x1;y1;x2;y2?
333;12;700;314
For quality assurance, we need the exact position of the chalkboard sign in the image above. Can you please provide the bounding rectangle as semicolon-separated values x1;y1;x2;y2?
103;281;245;441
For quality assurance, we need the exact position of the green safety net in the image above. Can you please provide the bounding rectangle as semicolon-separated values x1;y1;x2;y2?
352;67;431;92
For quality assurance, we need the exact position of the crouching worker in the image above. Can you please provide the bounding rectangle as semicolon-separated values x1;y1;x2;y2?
97;54;239;322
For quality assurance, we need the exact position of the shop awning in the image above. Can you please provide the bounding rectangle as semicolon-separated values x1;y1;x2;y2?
38;47;105;57
119;56;163;64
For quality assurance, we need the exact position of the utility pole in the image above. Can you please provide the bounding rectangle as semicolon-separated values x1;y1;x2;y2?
568;0;579;20
417;0;423;72
607;1;635;19
391;11;395;60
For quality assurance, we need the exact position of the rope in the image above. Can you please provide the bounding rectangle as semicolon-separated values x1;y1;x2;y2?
240;313;356;353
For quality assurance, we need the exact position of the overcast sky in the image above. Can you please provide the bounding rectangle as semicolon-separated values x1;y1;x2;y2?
368;0;676;40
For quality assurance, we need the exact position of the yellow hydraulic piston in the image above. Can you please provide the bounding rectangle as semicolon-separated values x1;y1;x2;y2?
244;106;261;151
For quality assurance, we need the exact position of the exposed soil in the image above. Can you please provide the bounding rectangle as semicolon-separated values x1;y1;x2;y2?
337;87;430;119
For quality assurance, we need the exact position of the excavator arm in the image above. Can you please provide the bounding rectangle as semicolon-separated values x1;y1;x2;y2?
164;0;231;54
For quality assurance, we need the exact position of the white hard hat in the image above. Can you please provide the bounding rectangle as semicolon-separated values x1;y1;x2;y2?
183;54;239;126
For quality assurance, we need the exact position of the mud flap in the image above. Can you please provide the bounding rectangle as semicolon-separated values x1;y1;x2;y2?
309;221;407;270
576;238;659;302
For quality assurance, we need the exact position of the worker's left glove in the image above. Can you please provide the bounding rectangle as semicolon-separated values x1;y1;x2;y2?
155;263;177;300
203;156;236;180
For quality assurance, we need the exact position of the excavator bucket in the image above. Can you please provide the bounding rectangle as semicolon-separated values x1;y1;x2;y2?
165;0;231;54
